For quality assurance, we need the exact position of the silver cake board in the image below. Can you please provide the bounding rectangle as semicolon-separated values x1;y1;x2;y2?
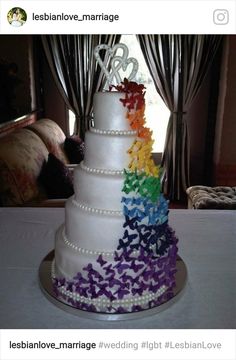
39;251;187;321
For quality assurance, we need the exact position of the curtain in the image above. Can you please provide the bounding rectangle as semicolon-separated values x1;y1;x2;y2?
41;35;121;139
137;35;222;200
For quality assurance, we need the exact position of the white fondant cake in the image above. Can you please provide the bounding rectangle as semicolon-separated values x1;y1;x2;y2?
53;82;178;314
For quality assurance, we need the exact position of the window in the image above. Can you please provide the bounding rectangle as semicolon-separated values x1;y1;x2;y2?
68;109;76;135
69;35;169;154
120;35;169;153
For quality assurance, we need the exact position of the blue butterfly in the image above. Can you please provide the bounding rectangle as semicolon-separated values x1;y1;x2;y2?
123;216;138;230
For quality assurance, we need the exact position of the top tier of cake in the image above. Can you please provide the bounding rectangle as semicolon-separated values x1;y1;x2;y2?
93;92;131;131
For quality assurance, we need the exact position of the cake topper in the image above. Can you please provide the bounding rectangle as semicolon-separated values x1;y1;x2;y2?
94;43;139;85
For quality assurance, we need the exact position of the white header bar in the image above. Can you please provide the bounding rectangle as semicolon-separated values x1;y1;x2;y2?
0;0;235;34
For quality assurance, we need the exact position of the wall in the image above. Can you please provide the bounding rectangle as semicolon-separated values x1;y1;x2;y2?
0;35;34;123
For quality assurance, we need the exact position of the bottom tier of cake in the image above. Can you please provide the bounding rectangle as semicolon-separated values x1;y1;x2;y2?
53;225;178;313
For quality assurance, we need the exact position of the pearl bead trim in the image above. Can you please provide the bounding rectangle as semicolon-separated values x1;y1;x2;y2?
72;196;122;216
90;127;136;136
62;227;139;256
80;161;124;176
62;227;117;256
52;261;167;307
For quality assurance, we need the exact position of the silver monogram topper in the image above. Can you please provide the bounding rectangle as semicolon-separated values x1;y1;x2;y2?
94;43;139;85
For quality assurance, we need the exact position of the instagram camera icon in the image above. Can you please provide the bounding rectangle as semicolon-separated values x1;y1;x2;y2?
213;9;229;25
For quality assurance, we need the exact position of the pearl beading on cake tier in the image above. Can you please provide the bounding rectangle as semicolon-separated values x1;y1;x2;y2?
62;227;158;257
72;196;123;216
90;127;137;136
62;227;140;256
52;261;167;307
80;161;124;176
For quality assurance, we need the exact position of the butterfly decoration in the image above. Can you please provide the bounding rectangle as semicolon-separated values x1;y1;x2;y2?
113;261;130;274
131;287;144;296
108;278;123;288
131;259;144;273
113;79;145;111
138;126;153;140
130;275;141;286
118;227;139;251
123;248;136;262
119;272;134;283
142;268;155;281
127;108;146;129
131;305;143;312
76;286;89;297
96;254;107;267
117;306;127;314
83;263;93;272
54;277;65;287
123;215;138;230
115;287;130;299
114;251;123;262
103;264;116;276
53;75;181;312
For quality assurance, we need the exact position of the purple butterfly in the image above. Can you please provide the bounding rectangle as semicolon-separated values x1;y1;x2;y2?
89;285;98;298
119;272;134;283
115;288;130;299
109;278;122;287
153;271;162;282
83;263;93;272
105;273;115;282
66;281;74;292
96;254;107;267
139;281;149;291
123;249;136;262
157;257;166;268
142;269;154;281
138;251;151;264
114;251;123;262
76;286;89;297
97;288;112;298
54;277;65;287
131;287;144;296
117;306;127;313
131;275;141;286
103;264;115;275
90;269;103;281
149;283;161;293
114;262;130;274
131;260;144;273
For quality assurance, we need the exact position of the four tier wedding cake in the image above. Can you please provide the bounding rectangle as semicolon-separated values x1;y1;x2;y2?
52;45;178;314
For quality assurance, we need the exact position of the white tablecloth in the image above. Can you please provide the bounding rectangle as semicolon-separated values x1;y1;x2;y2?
0;208;235;329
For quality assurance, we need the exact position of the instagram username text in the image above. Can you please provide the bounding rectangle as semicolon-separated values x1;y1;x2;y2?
32;12;119;22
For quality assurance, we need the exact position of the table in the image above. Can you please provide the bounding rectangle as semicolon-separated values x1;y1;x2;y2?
0;208;235;329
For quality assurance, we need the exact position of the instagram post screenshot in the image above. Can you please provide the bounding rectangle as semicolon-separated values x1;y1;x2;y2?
0;0;235;359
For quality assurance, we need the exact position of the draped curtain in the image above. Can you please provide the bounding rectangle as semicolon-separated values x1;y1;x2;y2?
41;35;121;139
137;35;222;200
